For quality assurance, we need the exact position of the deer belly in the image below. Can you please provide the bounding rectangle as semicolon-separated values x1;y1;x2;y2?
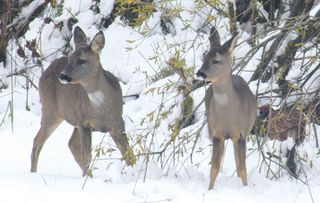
91;122;108;132
86;117;109;133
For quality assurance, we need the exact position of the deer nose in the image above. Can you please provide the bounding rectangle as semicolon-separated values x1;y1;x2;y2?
196;70;207;79
59;73;72;83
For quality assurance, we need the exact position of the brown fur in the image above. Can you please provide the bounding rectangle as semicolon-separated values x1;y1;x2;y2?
197;27;257;189
30;27;135;176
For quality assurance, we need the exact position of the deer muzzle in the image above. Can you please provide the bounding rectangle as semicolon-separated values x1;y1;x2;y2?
196;70;207;79
59;73;72;84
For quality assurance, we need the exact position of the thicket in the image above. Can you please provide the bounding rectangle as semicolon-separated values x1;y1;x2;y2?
0;0;320;192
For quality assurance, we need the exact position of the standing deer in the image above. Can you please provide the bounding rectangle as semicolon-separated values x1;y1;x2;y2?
196;27;257;189
31;27;135;176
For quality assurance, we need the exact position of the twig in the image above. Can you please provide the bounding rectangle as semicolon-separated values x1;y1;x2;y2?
136;198;171;203
143;92;165;182
0;102;11;127
264;155;307;184
123;94;140;99
190;118;206;163
312;123;319;148
299;165;316;203
158;97;205;156
256;135;278;179
132;157;146;194
82;133;108;190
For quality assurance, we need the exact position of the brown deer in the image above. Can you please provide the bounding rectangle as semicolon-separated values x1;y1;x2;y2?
31;27;135;176
196;27;257;189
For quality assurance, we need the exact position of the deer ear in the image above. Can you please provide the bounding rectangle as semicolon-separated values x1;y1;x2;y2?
73;26;87;49
209;27;221;48
90;31;105;54
223;32;239;52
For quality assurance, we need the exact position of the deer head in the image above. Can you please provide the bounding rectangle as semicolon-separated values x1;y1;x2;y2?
196;27;238;83
59;26;105;85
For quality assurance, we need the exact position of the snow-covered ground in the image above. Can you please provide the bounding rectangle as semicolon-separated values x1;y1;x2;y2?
0;110;319;203
0;0;320;202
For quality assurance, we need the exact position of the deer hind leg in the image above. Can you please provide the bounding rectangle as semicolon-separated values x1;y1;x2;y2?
232;134;248;186
209;136;225;190
69;126;92;176
31;117;62;172
110;118;136;166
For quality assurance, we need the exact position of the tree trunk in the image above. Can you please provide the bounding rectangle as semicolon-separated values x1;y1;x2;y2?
0;0;12;65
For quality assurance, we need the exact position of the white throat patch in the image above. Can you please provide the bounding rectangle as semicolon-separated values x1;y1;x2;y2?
88;91;104;107
214;92;229;105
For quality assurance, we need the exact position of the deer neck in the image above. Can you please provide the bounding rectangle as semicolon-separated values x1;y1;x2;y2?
211;73;234;105
81;68;108;109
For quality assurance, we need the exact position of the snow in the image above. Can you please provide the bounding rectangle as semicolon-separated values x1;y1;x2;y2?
1;0;320;203
1;121;320;203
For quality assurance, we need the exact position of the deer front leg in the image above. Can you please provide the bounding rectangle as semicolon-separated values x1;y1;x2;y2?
110;130;136;166
209;136;225;190
69;126;92;176
68;128;83;174
232;134;248;186
110;119;136;166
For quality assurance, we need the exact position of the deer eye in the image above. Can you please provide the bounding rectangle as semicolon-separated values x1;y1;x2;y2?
211;59;220;64
77;58;86;65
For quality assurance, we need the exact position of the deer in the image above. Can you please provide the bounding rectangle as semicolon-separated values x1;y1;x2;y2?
196;27;257;189
31;26;136;176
